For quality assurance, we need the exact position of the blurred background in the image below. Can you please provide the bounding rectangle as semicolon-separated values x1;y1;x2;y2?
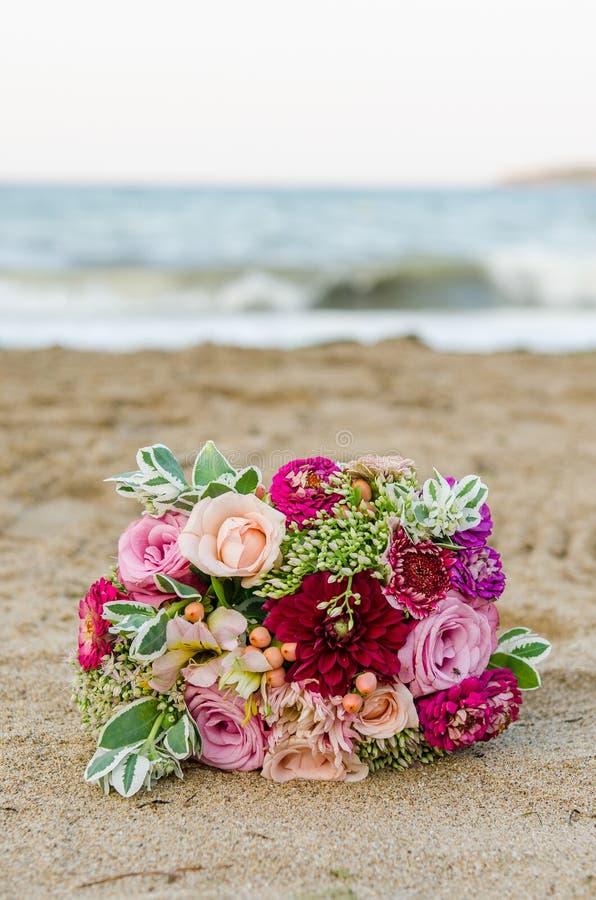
1;0;595;352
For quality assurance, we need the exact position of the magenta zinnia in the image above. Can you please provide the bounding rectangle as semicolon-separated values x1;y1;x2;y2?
450;545;505;601
416;668;522;751
263;572;412;697
270;456;342;528
384;526;454;618
77;577;122;671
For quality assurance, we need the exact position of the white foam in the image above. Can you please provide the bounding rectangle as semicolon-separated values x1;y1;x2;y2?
2;309;595;354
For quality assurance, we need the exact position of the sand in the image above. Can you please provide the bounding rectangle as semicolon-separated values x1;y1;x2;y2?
0;339;594;899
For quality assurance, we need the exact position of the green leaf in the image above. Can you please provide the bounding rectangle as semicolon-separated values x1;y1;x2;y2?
174;489;202;510
104;470;141;484
234;467;260;494
163;716;192;759
99;698;162;750
111;753;151;798
154;573;203;599
471;486;488;507
188;719;201;756
144;476;170;487
84;744;141;782
487;652;541;690
192;441;235;487
110;613;155;635
211;576;229;606
103;600;156;623
232;592;267;623
414;505;428;523
511;640;551;660
201;481;233;499
455;475;480;499
129;609;168;661
498;627;530;644
149;444;188;489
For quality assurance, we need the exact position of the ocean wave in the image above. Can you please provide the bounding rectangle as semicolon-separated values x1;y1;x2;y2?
1;251;596;320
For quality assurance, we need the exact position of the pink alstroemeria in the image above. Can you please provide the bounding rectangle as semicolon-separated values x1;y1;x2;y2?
207;607;248;650
149;607;248;692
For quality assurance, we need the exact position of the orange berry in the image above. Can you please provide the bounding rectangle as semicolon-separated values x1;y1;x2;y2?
184;601;205;623
249;626;272;648
355;672;378;695
342;693;363;714
255;484;267;499
263;646;284;668
351;478;373;502
266;667;286;687
281;642;297;662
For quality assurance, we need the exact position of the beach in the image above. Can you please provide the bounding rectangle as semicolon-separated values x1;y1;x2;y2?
1;339;594;899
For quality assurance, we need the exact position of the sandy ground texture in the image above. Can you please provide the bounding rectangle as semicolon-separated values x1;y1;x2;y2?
0;339;594;899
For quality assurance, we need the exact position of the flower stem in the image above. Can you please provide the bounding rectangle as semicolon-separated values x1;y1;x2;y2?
140;712;166;755
166;598;192;618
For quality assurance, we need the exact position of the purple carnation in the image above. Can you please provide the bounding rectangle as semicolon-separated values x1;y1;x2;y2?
270;457;342;528
446;476;493;547
417;668;522;751
450;545;505;601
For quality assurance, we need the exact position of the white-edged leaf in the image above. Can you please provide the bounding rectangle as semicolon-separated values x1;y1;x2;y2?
109;614;154;636
498;626;531;643
129;609;168;662
498;630;552;664
192;441;235;487
104;470;141;484
111;753;152;797
84;744;141;783
103;599;157;623
154;573;202;599
234;467;261;494
511;641;552;663
163;715;192;759
200;481;233;499
148;444;188;490
98;697;162;750
487;651;541;690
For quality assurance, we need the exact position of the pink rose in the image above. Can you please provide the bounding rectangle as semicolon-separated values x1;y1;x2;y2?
185;685;267;772
397;593;494;697
261;739;368;783
118;511;196;607
463;592;499;652
353;682;418;739
178;493;286;588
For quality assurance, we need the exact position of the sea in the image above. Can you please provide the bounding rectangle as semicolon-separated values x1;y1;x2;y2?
1;183;596;353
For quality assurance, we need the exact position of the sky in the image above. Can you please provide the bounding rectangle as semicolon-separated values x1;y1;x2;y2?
1;0;595;185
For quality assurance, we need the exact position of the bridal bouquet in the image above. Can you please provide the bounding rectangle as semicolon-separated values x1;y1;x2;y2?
73;442;550;796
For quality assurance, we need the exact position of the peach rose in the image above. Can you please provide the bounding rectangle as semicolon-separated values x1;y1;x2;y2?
261;739;368;783
353;682;418;739
178;492;286;588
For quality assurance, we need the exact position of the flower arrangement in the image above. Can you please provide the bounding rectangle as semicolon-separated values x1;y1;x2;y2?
73;441;550;796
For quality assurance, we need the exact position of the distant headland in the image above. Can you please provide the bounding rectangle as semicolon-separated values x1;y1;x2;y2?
502;165;596;186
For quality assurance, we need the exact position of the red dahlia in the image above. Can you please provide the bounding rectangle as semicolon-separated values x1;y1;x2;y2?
384;526;454;618
263;571;412;697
